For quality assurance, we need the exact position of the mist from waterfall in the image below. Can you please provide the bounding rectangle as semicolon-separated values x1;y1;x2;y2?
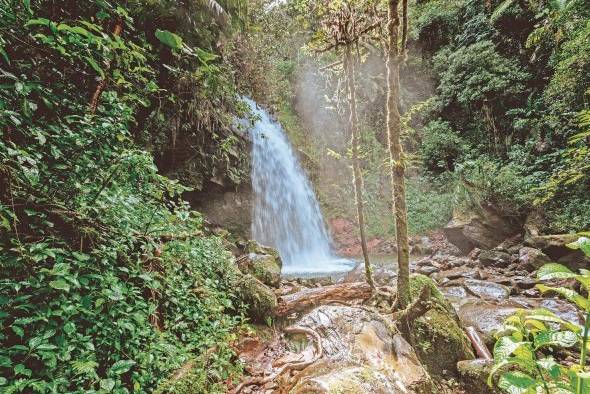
245;98;352;275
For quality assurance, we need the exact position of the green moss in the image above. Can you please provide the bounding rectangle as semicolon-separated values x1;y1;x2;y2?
409;274;475;376
234;273;278;323
244;240;282;268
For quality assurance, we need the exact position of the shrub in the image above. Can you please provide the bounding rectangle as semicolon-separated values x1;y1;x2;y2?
420;120;468;173
491;236;590;394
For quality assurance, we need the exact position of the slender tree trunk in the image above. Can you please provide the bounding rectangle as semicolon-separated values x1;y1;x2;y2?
386;0;411;308
344;45;374;289
89;17;123;114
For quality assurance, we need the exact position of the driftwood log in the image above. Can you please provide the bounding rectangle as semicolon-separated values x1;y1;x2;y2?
274;282;374;317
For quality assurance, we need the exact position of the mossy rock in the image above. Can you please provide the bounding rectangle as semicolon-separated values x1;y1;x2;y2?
408;274;475;376
244;240;282;268
457;359;500;394
238;253;281;288
234;273;277;323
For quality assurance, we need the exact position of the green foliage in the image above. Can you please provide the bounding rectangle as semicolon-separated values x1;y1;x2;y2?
454;157;535;218
412;0;465;53
434;40;529;109
491;237;590;394
420;120;468;173
410;0;590;227
0;1;246;392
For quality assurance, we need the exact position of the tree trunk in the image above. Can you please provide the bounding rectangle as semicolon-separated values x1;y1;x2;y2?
89;17;123;114
386;0;411;308
344;45;374;289
274;282;374;317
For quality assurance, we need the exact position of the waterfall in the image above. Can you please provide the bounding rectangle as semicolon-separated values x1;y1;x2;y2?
244;98;352;275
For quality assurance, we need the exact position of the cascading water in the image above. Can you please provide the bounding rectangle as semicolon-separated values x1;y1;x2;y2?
244;98;353;275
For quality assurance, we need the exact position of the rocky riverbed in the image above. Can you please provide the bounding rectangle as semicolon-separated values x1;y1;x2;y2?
226;225;587;393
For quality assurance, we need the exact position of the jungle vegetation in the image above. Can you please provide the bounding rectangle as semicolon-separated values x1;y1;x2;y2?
1;0;589;392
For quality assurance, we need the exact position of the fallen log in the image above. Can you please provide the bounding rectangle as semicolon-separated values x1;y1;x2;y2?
274;282;374;317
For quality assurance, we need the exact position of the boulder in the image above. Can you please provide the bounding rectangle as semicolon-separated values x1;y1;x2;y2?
408;275;475;376
291;364;401;393
234;273;277;323
478;250;513;268
237;253;281;288
456;297;583;347
524;234;590;270
243;240;282;266
433;266;479;281
457;359;500;394
443;206;520;254
456;299;520;347
463;279;510;301
291;305;432;393
518;246;552;271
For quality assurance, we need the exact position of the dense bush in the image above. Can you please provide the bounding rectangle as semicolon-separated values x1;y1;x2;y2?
412;0;590;230
420;120;468;173
0;1;246;392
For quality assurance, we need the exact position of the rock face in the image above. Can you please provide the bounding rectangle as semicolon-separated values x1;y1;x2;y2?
443;207;520;254
290;305;432;393
525;234;590;270
191;185;252;237
408;275;475;376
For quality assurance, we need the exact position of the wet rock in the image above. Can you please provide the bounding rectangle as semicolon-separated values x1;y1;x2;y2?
485;276;513;286
464;279;510;301
524;234;590;270
341;263;396;286
478;250;512;268
514;276;536;290
523;288;540;297
443;207;520;254
457;359;499;394
441;286;469;307
457;300;520;346
409;275;475;376
291;364;401;394
519;246;552;271
434;266;479;281
292;305;432;393
237;253;281;288
418;265;439;276
457;297;583;347
538;298;583;325
410;236;434;256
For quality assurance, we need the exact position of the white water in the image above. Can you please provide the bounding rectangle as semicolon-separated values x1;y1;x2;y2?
245;98;353;275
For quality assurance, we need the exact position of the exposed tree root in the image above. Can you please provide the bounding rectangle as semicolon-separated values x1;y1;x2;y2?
392;284;433;342
232;326;323;393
